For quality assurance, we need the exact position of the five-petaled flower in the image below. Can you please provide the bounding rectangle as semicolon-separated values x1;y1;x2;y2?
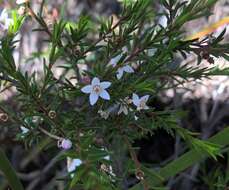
117;65;134;79
118;104;128;115
81;77;111;106
108;48;134;79
132;93;150;111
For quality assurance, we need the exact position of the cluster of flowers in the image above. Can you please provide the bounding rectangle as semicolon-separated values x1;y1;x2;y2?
79;47;151;129
64;67;150;150
57;56;151;174
1;2;150;153
81;47;150;109
81;77;150;109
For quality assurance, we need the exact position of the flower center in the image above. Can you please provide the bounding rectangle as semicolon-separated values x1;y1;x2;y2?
139;100;146;109
93;85;101;94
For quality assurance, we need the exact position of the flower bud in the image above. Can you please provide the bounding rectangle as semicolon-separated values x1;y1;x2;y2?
0;113;8;122
135;170;144;181
58;139;72;150
81;76;91;84
48;110;56;119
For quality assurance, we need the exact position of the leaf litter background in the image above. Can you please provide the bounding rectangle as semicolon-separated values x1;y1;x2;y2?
0;0;229;189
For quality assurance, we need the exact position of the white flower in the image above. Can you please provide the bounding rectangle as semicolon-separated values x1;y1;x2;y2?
108;54;134;80
98;110;110;119
124;97;132;104
20;126;29;134
116;65;134;79
117;97;132;115
0;9;13;32
67;157;82;173
108;47;134;79
104;155;110;160
16;0;29;4
108;54;122;67
118;104;128;115
81;77;111;106
134;115;139;120
132;93;150;111
108;47;128;67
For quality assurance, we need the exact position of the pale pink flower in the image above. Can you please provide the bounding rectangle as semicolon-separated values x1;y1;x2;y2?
132;93;150;111
116;65;134;79
58;139;72;150
81;77;111;105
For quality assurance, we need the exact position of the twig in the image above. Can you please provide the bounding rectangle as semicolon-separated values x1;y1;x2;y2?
38;127;61;140
122;135;149;190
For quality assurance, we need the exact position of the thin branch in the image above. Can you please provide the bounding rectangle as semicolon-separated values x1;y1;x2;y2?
122;135;149;190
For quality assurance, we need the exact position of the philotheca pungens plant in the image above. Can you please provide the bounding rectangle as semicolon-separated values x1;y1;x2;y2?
0;0;229;190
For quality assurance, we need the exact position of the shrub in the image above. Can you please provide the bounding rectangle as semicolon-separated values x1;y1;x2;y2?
0;0;229;190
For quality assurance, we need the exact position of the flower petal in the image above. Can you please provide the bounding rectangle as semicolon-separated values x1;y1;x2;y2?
81;85;92;93
104;155;110;160
16;0;29;5
108;54;122;67
118;106;122;115
141;95;150;102
134;115;139;120
89;92;99;105
5;18;13;26
144;105;149;110
67;158;82;173
91;77;100;86
0;9;8;21
116;68;124;79
100;90;110;100
0;23;5;30
123;65;134;73
100;81;111;89
20;126;29;134
123;106;128;115
132;93;139;106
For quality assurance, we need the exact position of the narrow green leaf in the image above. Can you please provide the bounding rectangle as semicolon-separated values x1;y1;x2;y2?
0;148;24;190
130;127;229;189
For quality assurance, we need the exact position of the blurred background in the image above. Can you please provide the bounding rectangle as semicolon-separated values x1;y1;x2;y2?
0;0;229;189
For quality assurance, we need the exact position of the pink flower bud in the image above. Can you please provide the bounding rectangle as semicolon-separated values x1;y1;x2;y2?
81;76;91;84
0;113;8;122
59;139;72;150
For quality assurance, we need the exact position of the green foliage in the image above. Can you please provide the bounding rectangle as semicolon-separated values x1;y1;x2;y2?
0;149;24;190
0;0;229;189
130;127;229;189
